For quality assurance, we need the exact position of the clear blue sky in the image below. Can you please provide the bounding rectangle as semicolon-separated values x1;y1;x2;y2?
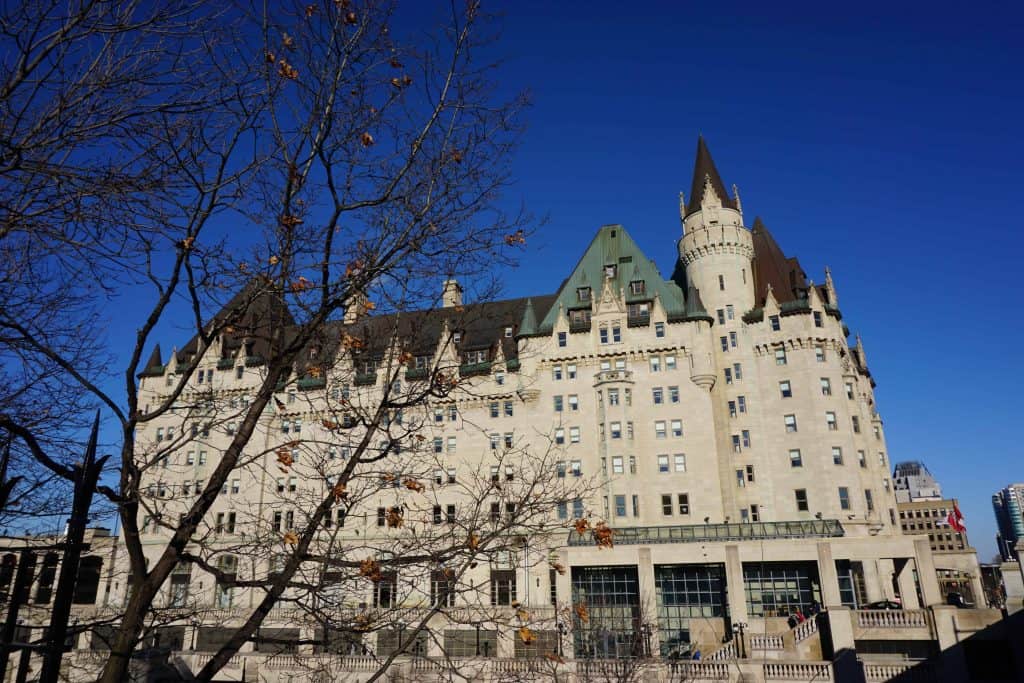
96;2;1023;558
477;0;1023;560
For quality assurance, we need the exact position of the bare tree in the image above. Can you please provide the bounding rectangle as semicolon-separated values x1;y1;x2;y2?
0;1;604;682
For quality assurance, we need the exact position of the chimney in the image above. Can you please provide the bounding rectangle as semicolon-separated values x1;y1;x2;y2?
442;279;462;308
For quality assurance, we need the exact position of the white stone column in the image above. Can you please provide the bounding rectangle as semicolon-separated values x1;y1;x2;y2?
860;559;884;603
895;558;920;609
877;558;898;600
913;538;943;607
725;545;748;624
636;547;660;656
816;542;843;608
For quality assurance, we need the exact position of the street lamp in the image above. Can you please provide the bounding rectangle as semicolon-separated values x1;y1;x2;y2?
731;621;747;659
189;617;200;651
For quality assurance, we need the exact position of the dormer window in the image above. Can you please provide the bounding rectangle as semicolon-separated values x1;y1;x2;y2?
629;280;646;296
569;309;591;326
576;287;592;303
627;302;649;319
604;264;617;279
464;349;488;365
452;331;462;343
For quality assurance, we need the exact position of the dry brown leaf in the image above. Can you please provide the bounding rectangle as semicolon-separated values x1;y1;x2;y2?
386;507;403;528
518;626;535;644
283;531;298;545
467;532;480;551
550;561;567;576
359;558;382;582
360;131;375;147
574;603;590;623
573;518;589;535
402;478;425;493
331;482;347;503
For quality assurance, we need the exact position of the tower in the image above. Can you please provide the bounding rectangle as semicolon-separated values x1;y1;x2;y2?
678;137;755;315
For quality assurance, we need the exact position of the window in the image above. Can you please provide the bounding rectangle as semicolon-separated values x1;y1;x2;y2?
729;332;737;348
838;487;851;510
504;433;513;448
657;455;669;473
865;489;875;512
655;322;665;338
738;395;747;413
631;494;640;517
556;462;566;478
717;309;726;325
650;356;661;372
577;286;592;302
489;434;499;450
570;460;582;477
669;386;679;403
612;324;621;343
852;416;861;433
610;422;622;439
769;315;780;331
614;495;627;517
608;389;619;406
671;420;683;437
490;466;500;483
652;387;663;404
795;489;809;512
553;395;563;412
375;572;397;608
447;504;457;523
557;332;567;348
718;274;725;291
567;364;577;379
612;456;624;474
677;493;690;515
749;504;760;522
778;380;793;398
732;434;742;453
186;451;195;465
433;437;443;454
789;449;803;467
198;451;207;465
724;368;732;384
727;304;734;320
573;498;584;518
569;427;580;443
654;421;666;439
845;382;855;400
784;414;797;433
720;336;729;352
661;495;673;516
858;450;867;468
599;326;609;344
741;430;751;448
490;402;499;418
815;346;826;363
568;394;579;411
729;401;737;418
552;365;563;380
674;454;686;472
826;412;838;431
447;436;457;452
732;362;741;379
775;348;787;365
814;311;823;328
820;378;832;396
555;428;565;445
231;479;240;494
832;447;843;465
448;405;458;421
736;469;745;488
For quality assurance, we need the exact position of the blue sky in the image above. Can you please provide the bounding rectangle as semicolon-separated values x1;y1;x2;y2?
474;1;1023;559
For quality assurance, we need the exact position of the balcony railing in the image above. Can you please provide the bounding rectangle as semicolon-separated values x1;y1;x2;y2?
764;662;833;680
569;519;844;546
856;609;930;629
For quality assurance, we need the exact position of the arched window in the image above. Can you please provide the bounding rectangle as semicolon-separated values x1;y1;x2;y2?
35;552;59;604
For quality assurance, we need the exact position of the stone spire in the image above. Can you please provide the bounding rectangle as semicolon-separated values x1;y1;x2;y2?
684;135;738;217
145;344;163;371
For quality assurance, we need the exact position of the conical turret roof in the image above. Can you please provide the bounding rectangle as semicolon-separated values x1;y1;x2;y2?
685;136;738;216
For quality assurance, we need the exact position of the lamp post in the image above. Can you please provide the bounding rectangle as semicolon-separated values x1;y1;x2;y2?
731;621;747;659
189;618;199;651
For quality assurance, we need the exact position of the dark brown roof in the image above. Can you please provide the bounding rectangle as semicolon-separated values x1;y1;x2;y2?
685;136;738;217
751;217;808;305
174;279;297;365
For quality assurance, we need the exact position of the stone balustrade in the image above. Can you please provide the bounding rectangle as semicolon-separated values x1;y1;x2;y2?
763;661;833;680
793;617;818;641
668;660;732;680
863;660;936;682
750;634;785;650
856;609;930;629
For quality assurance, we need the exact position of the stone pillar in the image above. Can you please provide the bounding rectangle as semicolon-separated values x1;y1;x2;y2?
821;607;864;682
555;548;573;657
895;559;921;609
913;538;943;607
724;544;748;625
1000;559;1024;613
861;559;884;603
931;605;969;683
877;559;898;600
816;542;843;608
636;547;660;656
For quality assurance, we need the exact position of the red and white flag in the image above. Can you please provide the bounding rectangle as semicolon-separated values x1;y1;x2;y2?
947;502;966;534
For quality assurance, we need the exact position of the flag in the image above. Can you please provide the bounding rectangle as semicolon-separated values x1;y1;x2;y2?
947;502;966;534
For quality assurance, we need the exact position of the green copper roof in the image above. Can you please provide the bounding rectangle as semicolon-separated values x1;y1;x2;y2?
517;298;538;337
537;224;688;333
